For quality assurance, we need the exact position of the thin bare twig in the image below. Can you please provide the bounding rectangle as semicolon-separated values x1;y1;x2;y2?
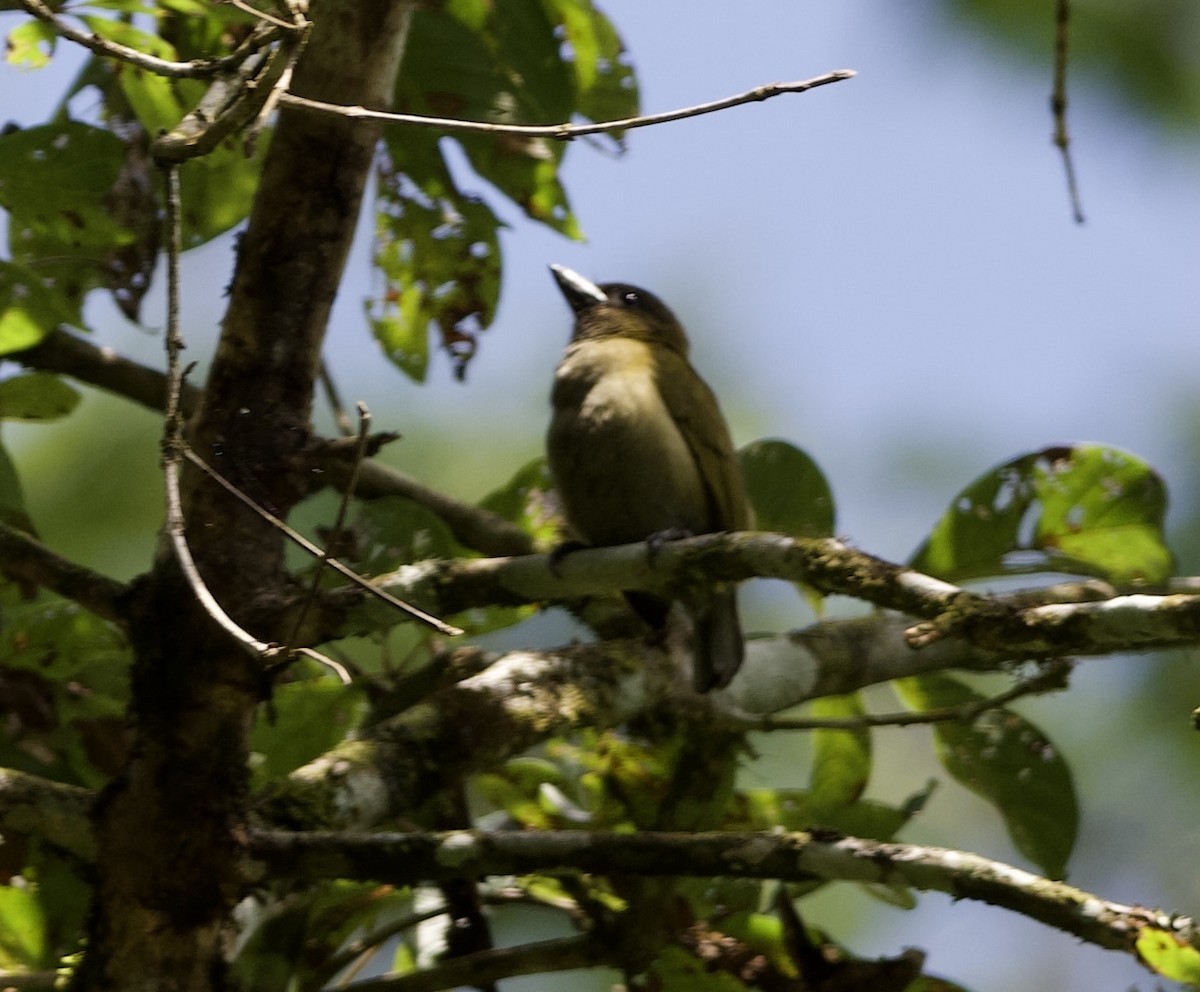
279;70;857;139
183;447;463;636
1052;0;1085;224
18;0;284;78
750;660;1072;732
159;165;283;661
287;402;374;648
318;359;356;437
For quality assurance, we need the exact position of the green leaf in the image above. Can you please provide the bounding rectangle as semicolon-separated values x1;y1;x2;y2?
0;260;82;354
894;673;1077;879
0;373;81;422
646;946;747;992
178;133;270;248
0;122;134;326
5;20;57;69
0;597;132;786
477;455;558;547
1135;927;1200;983
0;885;48;970
546;0;640;135
79;17;187;134
910;444;1173;585
370;132;503;381
807;694;870;812
250;678;367;787
739;438;835;538
0;441;35;534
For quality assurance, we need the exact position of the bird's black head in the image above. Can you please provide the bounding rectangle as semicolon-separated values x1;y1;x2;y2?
549;264;689;353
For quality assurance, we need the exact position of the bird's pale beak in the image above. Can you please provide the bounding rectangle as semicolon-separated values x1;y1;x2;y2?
549;263;607;313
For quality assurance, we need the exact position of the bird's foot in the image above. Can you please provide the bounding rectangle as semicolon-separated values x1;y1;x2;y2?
645;527;692;565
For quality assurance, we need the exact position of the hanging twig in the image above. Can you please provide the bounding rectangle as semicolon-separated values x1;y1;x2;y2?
287;402;374;648
182;447;463;636
278;70;856;139
1051;0;1086;224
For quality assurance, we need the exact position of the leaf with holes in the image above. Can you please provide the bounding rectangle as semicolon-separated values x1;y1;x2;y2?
910;444;1172;585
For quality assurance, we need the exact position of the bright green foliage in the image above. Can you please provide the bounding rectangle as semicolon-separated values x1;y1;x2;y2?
910;444;1173;585
1135;926;1200;985
807;694;870;810
894;672;1078;880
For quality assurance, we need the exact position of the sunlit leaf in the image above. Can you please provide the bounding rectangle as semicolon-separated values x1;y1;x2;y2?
0;885;48;970
1135;926;1200;983
5;20;57;69
910;444;1172;585
894;673;1077;879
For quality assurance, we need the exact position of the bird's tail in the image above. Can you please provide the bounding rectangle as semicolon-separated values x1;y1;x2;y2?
691;588;743;692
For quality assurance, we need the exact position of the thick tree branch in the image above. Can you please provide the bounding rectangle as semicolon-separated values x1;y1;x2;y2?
249;827;1197;973
255;638;675;831
9;327;201;417
0;768;95;861
0;522;128;625
353;535;1200;662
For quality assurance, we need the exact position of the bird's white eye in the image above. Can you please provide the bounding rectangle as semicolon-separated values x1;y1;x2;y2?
622;291;642;308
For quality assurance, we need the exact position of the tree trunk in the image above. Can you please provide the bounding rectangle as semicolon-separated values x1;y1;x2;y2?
72;3;416;988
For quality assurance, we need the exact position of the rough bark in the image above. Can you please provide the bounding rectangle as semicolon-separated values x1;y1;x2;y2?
72;3;416;989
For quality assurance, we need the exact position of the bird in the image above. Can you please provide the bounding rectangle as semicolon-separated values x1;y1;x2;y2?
545;263;752;691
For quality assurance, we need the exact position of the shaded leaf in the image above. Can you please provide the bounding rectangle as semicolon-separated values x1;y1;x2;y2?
0;441;36;535
894;673;1077;879
0;122;133;329
369;133;503;382
250;678;367;788
0;372;82;422
0;596;131;787
739;437;835;538
807;693;870;812
910;444;1172;585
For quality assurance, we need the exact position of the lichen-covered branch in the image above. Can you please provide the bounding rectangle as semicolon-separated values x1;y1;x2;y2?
248;826;1198;971
0;768;95;861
